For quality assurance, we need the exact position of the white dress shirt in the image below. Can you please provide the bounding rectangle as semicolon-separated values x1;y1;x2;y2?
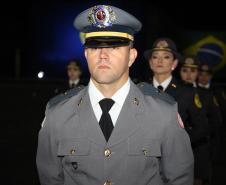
88;78;130;126
193;82;197;88
153;76;172;91
198;83;210;89
69;79;80;87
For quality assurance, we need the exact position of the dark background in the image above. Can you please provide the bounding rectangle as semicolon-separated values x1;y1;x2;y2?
0;0;226;184
1;0;226;81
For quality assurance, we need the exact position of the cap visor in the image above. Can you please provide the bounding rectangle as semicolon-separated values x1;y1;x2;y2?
84;37;131;48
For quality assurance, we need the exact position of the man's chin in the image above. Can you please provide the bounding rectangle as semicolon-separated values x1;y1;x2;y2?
92;77;117;85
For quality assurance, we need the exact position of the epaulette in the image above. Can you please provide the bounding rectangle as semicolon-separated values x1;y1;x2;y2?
137;82;176;105
48;86;85;108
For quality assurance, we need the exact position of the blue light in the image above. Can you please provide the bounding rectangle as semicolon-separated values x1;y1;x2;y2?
31;2;89;78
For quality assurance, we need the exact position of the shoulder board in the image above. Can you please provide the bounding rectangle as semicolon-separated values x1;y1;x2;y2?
137;82;176;105
48;86;85;108
158;90;176;105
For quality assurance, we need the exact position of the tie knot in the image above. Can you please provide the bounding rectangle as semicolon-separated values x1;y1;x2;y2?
157;85;163;91
99;98;115;113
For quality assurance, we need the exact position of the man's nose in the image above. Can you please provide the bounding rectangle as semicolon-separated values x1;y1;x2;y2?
100;48;108;58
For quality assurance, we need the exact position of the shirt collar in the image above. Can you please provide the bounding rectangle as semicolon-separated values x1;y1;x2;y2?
153;75;172;91
193;82;197;88
111;79;130;107
88;78;130;107
69;79;79;86
88;79;105;108
198;83;210;89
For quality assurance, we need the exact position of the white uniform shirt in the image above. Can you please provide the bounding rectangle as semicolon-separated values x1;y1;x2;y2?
88;79;130;126
153;75;172;91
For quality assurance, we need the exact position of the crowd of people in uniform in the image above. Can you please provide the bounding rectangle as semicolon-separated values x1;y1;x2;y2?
142;38;226;185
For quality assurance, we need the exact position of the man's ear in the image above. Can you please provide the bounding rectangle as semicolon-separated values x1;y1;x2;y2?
128;48;137;67
84;49;88;60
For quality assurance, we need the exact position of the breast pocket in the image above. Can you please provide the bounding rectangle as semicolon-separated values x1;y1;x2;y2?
127;139;162;176
57;138;90;175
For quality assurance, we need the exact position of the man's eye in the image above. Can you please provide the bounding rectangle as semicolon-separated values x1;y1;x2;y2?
112;47;119;49
152;56;157;59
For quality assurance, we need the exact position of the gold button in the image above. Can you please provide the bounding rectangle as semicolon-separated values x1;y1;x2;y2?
104;149;111;157
142;148;149;156
104;181;112;185
70;149;76;155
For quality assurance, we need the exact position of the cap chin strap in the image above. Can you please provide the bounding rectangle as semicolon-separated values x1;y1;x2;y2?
85;31;134;41
85;42;131;48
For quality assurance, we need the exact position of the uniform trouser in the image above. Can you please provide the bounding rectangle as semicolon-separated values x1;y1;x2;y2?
193;142;211;183
210;127;223;164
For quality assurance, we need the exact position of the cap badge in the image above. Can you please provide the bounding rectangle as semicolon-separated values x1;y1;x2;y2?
156;40;169;48
88;5;117;28
201;65;209;71
185;58;194;65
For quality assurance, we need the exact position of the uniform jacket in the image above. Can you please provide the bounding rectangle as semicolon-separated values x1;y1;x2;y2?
153;77;209;143
36;81;194;185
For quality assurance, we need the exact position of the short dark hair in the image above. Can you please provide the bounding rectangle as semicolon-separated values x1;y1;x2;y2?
67;59;82;71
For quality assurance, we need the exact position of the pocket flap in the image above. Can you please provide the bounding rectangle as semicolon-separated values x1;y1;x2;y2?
57;138;90;156
128;139;161;157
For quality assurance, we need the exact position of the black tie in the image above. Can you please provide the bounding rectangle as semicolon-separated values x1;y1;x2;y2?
71;83;75;88
157;85;163;91
99;98;115;141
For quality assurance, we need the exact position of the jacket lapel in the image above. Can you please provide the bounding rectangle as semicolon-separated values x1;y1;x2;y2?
106;82;144;148
76;82;145;148
77;88;107;147
165;77;178;98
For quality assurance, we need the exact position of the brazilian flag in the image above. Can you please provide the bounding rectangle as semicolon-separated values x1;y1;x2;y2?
175;31;226;81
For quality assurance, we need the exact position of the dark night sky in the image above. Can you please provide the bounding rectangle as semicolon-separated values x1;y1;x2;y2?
1;0;226;80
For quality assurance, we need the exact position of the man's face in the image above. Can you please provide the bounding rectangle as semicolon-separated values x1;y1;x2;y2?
67;66;81;81
149;51;178;75
85;46;137;85
180;66;198;83
198;71;212;85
